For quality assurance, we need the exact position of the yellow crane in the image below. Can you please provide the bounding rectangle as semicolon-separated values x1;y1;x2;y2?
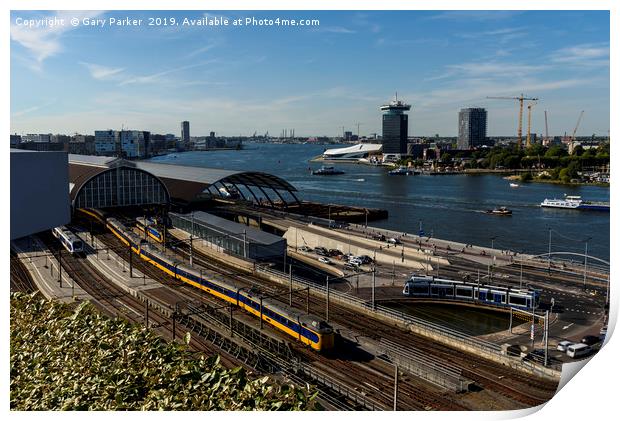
487;94;539;148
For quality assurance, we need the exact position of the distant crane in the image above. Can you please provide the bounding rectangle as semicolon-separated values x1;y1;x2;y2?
544;110;549;146
355;122;362;138
526;102;537;148
568;111;585;153
487;93;539;148
571;111;585;142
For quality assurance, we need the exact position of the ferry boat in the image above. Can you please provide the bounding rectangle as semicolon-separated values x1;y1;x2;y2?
540;195;609;211
485;206;512;216
312;166;345;175
388;166;418;176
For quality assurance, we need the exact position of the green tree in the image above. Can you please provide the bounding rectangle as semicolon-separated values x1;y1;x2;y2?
545;145;568;158
520;172;533;182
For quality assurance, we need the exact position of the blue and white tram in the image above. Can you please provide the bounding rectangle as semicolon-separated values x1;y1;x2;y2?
403;275;539;311
52;226;84;254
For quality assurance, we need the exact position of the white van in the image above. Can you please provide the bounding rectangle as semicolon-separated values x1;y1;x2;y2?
566;343;591;358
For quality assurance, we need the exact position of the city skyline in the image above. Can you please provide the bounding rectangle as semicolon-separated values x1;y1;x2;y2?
10;10;610;137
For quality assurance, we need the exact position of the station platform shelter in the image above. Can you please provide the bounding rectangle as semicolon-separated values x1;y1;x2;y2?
169;211;286;262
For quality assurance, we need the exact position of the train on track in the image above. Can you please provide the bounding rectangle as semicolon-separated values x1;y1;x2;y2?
403;275;540;311
52;226;84;254
78;208;335;351
135;217;164;243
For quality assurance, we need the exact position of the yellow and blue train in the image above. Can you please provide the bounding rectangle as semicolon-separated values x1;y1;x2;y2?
135;217;164;243
78;208;335;351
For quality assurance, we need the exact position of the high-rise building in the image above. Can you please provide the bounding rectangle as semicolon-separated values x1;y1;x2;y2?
457;108;488;149
380;95;411;155
181;121;190;143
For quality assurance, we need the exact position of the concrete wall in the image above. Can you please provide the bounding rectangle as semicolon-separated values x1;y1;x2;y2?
10;150;70;240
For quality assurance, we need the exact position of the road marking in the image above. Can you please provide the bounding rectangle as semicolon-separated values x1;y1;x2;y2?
563;323;575;330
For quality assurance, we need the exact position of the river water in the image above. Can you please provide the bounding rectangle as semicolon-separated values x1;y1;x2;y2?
149;142;610;261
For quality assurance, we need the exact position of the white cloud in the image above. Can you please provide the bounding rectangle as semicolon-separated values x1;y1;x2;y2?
182;42;219;60
428;11;523;21
11;11;103;69
314;26;356;34
118;61;217;86
80;62;125;80
550;43;609;67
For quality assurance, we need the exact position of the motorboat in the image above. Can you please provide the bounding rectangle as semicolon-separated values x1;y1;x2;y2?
485;206;512;216
312;166;345;175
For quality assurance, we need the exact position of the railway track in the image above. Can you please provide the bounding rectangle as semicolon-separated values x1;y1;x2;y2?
94;223;559;410
178;242;559;407
10;252;38;294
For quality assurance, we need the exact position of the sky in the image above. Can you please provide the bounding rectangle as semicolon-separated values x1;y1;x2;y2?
10;10;610;138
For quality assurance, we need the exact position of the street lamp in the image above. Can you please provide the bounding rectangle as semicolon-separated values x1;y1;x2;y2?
547;227;552;271
491;236;497;252
583;237;592;290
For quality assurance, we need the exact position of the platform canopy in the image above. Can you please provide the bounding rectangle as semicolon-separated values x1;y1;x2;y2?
134;161;300;207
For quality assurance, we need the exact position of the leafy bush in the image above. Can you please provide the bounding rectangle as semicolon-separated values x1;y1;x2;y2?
10;293;316;411
520;172;533;182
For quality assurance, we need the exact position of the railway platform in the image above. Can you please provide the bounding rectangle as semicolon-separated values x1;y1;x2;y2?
10;236;89;303
76;233;162;294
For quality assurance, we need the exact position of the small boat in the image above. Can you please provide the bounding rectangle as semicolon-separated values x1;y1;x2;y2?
388;166;416;176
509;183;520;188
485;206;512;216
312;166;345;175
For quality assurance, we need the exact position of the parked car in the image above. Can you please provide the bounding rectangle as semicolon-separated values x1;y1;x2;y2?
343;253;354;261
348;259;362;267
581;335;601;346
372;234;386;241
299;246;312;252
359;255;373;264
557;340;574;352
344;262;359;271
318;257;332;264
328;249;343;256
387;238;402;245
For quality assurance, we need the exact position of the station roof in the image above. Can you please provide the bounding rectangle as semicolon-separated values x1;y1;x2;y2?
67;154;299;205
171;211;285;246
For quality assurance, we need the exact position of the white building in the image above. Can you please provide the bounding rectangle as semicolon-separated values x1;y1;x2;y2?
322;143;383;160
23;133;52;143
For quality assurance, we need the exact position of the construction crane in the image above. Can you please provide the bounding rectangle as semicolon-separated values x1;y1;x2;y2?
544;110;549;146
487;94;539;148
571;111;585;141
526;102;536;148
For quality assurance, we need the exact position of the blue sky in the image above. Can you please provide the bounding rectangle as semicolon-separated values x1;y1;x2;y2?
10;10;610;138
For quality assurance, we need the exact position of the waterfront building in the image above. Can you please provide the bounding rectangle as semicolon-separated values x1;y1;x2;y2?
23;133;52;143
181;121;190;143
457;108;488;149
380;95;411;156
94;130;118;156
120;130;150;158
322;143;383;160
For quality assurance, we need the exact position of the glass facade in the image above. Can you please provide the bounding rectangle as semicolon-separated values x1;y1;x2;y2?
382;113;409;154
74;167;169;208
457;108;488;149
